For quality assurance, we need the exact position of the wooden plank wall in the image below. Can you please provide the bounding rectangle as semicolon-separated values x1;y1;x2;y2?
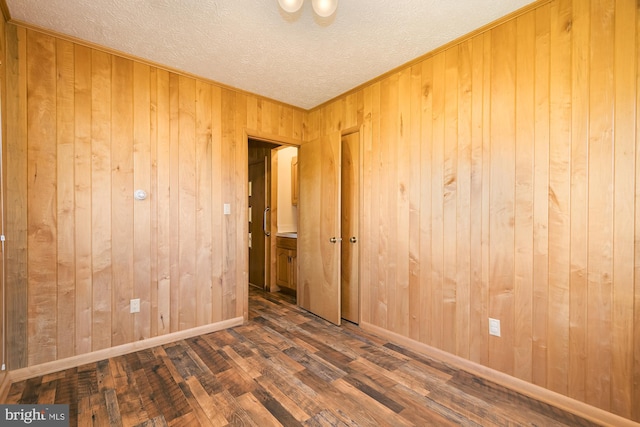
3;26;303;369
0;4;6;380
306;0;639;421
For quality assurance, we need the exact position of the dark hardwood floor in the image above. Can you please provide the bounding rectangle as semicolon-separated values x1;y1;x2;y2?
5;287;602;426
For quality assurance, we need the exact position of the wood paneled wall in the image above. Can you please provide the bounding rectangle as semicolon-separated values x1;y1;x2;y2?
3;26;303;369
306;0;639;421
3;0;639;422
0;6;6;381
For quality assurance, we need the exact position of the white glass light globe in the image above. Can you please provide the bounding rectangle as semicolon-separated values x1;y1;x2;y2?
278;0;304;13
311;0;338;17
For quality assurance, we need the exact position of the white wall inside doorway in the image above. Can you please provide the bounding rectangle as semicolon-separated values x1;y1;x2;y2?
276;146;298;233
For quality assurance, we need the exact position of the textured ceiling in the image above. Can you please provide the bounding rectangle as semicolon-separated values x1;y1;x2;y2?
6;0;535;109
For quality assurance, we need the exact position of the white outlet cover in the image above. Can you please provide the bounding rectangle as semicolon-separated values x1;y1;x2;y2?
489;318;501;337
224;203;231;215
130;298;140;313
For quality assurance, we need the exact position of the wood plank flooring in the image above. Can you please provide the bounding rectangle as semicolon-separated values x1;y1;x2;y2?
5;287;602;426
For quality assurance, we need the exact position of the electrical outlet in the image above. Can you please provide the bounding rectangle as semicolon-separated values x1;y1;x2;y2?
1;364;5;371
130;298;140;313
489;318;501;337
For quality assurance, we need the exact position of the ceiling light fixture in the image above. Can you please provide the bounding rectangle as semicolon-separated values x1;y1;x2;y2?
278;0;304;13
278;0;338;17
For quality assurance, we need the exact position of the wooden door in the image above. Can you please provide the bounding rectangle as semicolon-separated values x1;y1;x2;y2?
248;156;268;288
341;132;359;323
298;131;341;325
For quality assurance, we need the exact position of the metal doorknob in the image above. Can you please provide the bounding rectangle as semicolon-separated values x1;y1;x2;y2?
349;236;357;243
329;237;342;243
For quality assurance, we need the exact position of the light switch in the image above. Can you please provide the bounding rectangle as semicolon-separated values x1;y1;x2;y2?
224;203;231;215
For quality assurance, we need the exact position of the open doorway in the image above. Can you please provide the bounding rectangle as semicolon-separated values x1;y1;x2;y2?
243;132;300;318
247;139;299;304
248;139;279;290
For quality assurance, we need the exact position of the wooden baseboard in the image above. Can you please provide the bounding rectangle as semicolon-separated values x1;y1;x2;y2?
8;317;244;384
0;372;11;403
360;321;639;427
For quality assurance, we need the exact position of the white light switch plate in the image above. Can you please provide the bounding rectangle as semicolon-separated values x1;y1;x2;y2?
224;203;231;215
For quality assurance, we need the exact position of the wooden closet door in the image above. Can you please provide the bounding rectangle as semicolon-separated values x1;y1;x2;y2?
298;131;341;325
341;132;359;323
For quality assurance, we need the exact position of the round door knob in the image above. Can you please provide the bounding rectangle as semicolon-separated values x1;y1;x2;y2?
329;237;342;243
349;236;357;243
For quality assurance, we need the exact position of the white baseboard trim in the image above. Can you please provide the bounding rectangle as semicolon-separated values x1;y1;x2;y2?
7;317;244;384
360;321;639;427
